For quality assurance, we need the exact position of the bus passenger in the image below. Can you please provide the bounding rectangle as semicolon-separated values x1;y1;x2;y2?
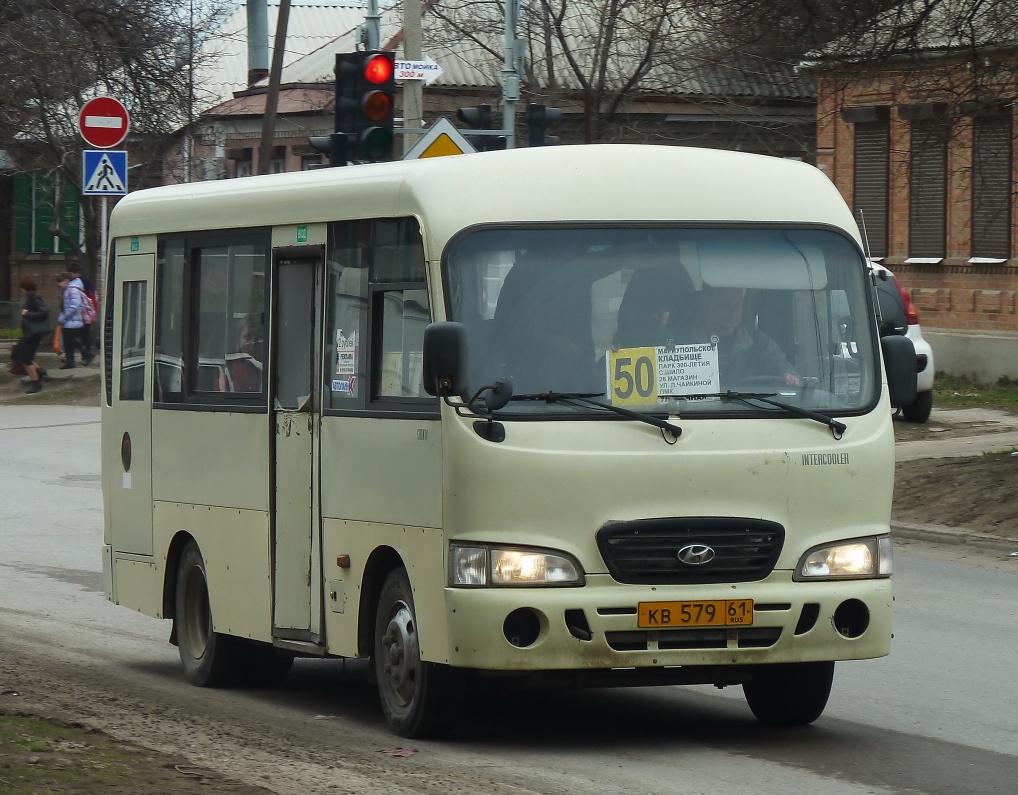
216;316;263;392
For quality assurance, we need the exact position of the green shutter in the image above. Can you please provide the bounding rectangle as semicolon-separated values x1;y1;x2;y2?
57;182;81;254
33;171;55;253
13;173;32;253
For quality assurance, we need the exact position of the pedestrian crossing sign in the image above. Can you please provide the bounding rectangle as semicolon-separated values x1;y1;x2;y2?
83;149;128;195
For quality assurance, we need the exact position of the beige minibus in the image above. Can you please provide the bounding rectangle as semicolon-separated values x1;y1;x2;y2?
101;144;917;737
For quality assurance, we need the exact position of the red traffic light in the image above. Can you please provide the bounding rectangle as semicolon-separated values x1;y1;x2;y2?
364;54;393;85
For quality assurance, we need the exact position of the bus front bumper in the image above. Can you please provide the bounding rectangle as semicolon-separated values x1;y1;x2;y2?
440;572;892;671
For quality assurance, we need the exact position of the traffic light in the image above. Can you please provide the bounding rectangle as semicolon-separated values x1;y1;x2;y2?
457;104;492;130
308;133;346;167
526;104;562;147
333;50;396;164
457;104;505;151
358;51;396;161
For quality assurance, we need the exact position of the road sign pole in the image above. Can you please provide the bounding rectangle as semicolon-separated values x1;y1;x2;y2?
100;197;108;289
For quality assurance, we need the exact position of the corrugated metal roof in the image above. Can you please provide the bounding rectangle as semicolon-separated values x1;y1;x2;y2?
809;0;1018;65
192;3;369;111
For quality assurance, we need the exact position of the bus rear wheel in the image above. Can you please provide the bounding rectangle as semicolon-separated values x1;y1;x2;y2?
743;661;835;726
373;568;462;738
175;541;240;687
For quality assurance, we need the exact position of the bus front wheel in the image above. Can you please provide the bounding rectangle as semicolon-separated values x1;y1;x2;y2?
373;568;463;738
175;541;240;687
743;661;835;726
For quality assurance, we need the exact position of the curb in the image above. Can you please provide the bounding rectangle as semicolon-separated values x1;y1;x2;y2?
892;520;1018;553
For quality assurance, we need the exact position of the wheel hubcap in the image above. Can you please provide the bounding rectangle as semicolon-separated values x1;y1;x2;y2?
379;601;420;708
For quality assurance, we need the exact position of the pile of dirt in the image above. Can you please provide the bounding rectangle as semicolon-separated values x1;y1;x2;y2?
892;453;1018;537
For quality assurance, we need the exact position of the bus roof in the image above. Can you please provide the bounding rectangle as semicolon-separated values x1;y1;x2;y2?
109;144;861;256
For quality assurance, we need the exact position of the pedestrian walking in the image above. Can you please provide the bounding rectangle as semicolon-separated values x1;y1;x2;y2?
13;276;52;394
68;263;98;355
55;271;95;369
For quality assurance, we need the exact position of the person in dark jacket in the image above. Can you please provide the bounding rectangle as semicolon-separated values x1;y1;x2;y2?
14;276;50;394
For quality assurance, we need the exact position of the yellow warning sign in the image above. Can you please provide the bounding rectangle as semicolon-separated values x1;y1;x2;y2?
402;117;477;160
420;133;466;158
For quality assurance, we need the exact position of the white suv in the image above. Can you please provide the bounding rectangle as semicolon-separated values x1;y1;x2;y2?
870;263;934;422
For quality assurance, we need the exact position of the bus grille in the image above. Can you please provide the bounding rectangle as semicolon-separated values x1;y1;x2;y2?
596;518;784;585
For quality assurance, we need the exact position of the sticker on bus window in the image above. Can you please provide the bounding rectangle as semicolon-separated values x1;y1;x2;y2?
334;329;358;397
607;344;720;406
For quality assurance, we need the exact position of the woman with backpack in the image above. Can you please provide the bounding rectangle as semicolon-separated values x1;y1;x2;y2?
68;263;98;355
56;271;95;369
13;276;52;394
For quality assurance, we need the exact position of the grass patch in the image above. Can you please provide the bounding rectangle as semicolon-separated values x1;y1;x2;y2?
934;372;1018;412
0;712;264;793
0;714;144;792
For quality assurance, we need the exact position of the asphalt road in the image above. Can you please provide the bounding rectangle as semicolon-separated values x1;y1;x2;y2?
1;406;1016;794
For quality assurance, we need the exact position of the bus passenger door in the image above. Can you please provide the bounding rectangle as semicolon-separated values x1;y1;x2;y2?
271;249;323;643
109;254;156;558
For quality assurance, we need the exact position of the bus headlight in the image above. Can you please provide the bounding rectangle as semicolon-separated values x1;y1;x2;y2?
794;536;892;580
449;544;584;587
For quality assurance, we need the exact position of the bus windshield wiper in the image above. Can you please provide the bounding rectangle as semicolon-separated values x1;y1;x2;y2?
723;391;846;438
510;391;682;439
662;391;846;438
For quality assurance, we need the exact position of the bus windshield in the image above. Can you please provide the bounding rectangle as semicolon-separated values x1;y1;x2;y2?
444;226;877;416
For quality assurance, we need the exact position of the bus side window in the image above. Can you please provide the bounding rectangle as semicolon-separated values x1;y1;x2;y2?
119;280;148;401
377;288;430;397
155;239;186;403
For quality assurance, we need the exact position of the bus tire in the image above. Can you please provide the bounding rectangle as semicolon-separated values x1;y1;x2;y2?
743;661;835;726
175;541;240;687
374;568;462;738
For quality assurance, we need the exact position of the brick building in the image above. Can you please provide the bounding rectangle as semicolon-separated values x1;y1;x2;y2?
809;4;1018;380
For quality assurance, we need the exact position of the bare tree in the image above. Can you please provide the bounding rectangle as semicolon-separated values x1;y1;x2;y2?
0;0;229;279
423;0;676;142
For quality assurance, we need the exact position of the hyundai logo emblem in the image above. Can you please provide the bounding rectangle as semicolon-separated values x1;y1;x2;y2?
677;544;715;565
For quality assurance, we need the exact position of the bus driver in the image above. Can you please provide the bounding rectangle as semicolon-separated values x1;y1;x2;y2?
689;285;800;388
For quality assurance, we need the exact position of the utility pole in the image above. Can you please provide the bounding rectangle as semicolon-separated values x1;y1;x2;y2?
364;0;380;51
403;0;423;152
258;0;291;175
501;0;522;148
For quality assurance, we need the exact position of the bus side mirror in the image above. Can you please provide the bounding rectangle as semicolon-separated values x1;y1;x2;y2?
881;334;918;407
423;321;469;399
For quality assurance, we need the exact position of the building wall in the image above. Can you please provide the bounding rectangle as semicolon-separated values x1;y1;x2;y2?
816;63;1018;342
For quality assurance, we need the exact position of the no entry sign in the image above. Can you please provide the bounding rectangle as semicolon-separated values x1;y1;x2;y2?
78;97;130;149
